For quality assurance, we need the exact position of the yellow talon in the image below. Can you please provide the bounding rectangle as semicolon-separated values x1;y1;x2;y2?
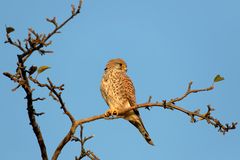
112;110;118;115
104;109;118;117
104;110;111;117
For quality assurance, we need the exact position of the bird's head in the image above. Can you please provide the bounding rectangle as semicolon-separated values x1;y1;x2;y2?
105;58;127;72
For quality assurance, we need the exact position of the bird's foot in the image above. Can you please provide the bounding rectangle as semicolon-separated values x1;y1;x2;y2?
104;109;119;117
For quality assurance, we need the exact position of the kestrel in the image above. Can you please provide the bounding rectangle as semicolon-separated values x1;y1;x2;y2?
100;58;154;145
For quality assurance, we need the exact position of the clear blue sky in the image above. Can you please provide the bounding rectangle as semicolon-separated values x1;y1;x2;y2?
1;0;240;159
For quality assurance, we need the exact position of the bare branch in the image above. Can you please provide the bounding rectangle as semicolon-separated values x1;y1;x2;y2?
145;96;152;110
71;4;76;15
171;81;214;103
29;76;75;124
44;0;83;47
5;0;83;65
5;32;27;53
34;112;45;116
12;84;21;92
72;82;235;133
72;125;96;160
52;123;77;160
33;97;46;101
46;17;58;28
85;151;100;160
49;80;236;160
13;56;49;160
4;1;84;160
3;72;19;83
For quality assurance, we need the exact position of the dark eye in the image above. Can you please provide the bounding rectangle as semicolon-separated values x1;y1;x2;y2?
119;63;122;67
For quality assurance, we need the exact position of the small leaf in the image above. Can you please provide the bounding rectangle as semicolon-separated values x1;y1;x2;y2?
6;26;15;34
37;66;51;74
214;74;224;83
28;65;38;75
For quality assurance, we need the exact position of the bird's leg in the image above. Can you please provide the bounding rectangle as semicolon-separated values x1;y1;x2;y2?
104;108;119;117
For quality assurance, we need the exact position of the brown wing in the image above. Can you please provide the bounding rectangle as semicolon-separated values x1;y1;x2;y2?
121;73;143;117
122;74;136;107
122;74;154;145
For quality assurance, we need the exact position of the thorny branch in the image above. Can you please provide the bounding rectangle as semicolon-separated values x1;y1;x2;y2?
3;0;237;160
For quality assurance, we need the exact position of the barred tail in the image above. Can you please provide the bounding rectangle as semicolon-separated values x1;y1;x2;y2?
127;114;154;146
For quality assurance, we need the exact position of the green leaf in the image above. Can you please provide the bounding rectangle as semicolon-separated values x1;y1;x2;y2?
214;74;224;83
6;26;15;34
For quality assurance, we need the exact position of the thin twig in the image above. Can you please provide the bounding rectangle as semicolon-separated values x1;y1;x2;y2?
33;97;46;101
29;76;75;123
72;125;96;160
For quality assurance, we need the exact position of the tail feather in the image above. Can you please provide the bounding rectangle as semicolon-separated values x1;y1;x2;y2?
126;114;154;146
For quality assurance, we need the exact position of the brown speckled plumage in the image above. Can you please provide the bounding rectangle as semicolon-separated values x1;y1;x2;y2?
100;58;154;145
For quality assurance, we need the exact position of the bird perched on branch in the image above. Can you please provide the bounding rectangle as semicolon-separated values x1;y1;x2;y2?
100;58;154;145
